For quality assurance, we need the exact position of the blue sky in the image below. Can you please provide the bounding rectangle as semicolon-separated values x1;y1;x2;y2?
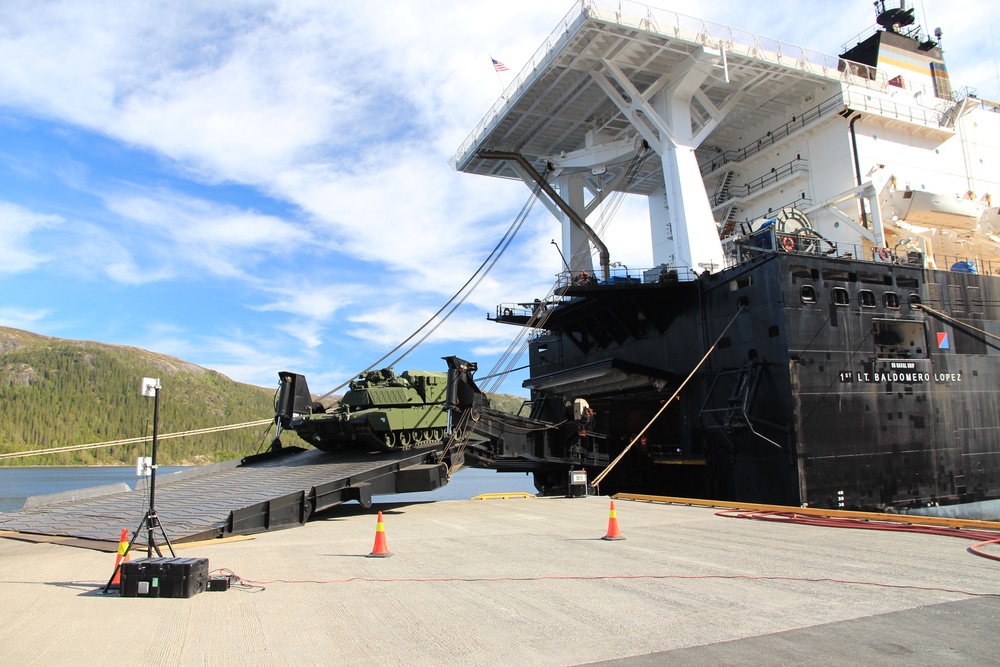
1;0;996;397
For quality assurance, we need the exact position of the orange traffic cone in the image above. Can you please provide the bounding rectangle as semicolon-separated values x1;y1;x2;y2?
602;500;625;541
109;528;131;586
368;511;392;558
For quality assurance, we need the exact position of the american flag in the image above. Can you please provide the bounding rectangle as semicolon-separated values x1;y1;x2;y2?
492;58;509;73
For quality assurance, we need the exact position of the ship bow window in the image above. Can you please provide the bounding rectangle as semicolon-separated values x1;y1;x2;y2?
800;285;816;303
873;319;927;359
884;292;900;309
859;290;876;308
967;286;984;315
832;287;850;306
949;284;966;314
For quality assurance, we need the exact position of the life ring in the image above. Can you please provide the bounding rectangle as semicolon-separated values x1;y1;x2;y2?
877;247;890;261
502;308;513;317
780;236;795;252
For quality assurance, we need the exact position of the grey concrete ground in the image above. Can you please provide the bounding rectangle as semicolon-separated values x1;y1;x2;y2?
1;495;997;666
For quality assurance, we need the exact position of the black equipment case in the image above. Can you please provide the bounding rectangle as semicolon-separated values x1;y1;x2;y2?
120;557;209;598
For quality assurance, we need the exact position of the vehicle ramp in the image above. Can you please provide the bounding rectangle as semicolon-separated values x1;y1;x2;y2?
0;445;447;548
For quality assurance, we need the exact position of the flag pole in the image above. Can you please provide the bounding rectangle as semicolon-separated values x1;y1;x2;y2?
491;55;509;99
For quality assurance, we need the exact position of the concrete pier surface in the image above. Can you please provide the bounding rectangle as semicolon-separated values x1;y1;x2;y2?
1;495;997;666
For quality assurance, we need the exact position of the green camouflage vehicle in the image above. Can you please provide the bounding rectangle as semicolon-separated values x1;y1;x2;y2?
288;367;449;452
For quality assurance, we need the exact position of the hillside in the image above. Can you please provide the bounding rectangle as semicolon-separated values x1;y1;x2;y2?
0;327;528;466
0;327;286;466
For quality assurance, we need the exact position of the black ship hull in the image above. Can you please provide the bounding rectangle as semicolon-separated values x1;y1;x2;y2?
504;240;1000;511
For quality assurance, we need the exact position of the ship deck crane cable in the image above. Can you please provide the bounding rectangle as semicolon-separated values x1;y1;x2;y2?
590;305;747;490
314;178;546;403
382;173;554;373
480;145;653;395
483;294;558;394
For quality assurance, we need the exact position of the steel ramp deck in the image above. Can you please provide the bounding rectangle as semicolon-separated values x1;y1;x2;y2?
0;446;446;547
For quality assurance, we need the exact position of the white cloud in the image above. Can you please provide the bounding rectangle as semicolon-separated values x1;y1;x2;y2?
0;202;60;272
0;306;51;330
253;281;367;320
102;188;309;279
275;320;323;350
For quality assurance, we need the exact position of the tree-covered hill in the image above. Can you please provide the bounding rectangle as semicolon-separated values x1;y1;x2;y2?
0;327;288;466
0;327;528;466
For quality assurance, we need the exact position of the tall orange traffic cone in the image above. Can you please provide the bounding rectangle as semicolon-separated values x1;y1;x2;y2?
368;511;392;557
602;500;625;541
109;528;131;586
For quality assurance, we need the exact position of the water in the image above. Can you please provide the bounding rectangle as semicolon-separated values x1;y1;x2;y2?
0;466;537;513
371;467;538;503
0;466;189;513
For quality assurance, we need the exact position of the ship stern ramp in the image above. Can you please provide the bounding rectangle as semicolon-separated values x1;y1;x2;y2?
0;446;449;548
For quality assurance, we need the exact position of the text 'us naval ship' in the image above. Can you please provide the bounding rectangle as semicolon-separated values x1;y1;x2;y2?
446;0;1000;515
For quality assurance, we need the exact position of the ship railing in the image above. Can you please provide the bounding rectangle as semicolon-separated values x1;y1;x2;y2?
700;78;951;178
931;255;1000;276
879;77;950;104
452;0;969;169
839;19;934;57
495;302;547;322
734;229;904;266
722;197;813;240
735;230;1000;275
842;87;951;130
709;158;809;208
455;0;849;169
544;266;701;291
452;1;587;168
955;87;1000;114
700;95;843;176
592;0;951;102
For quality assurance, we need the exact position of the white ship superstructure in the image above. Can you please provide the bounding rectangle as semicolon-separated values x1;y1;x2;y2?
455;0;1000;277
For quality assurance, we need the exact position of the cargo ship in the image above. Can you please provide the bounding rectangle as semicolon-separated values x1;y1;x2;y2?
450;0;1000;515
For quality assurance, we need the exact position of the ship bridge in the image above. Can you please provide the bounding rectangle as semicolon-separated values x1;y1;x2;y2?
453;0;856;276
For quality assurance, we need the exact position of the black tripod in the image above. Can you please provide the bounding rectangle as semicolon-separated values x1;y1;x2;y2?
104;381;175;593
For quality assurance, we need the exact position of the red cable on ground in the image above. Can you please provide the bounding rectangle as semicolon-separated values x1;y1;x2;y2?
231;572;996;597
716;509;1000;562
969;537;1000;562
215;512;1000;594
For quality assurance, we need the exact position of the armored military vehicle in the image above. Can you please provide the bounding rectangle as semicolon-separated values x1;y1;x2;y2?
283;367;450;452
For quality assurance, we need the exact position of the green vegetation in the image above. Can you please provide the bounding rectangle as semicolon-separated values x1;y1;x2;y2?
486;392;530;416
0;327;527;466
0;327;287;466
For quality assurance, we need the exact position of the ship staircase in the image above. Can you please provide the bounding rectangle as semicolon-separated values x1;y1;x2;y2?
699;360;764;447
699;93;844;179
709;158;810;213
714;171;740;236
718;203;740;237
714;170;735;204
